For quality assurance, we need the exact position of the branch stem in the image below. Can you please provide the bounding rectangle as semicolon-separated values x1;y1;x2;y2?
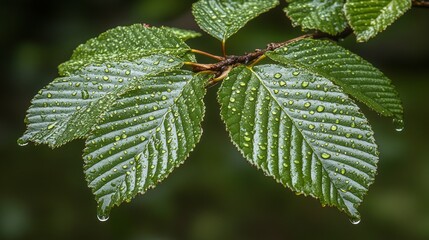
221;41;227;57
412;0;429;8
189;28;353;85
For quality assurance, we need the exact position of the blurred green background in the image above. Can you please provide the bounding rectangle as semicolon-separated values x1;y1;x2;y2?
1;0;429;239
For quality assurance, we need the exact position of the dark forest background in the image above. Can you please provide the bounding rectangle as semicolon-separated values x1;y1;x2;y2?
1;0;428;239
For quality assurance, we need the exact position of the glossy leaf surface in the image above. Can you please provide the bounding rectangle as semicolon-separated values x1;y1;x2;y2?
164;27;202;41
84;71;209;218
266;39;403;121
285;0;348;35
19;55;183;148
345;0;411;42
192;0;279;41
59;25;192;75
218;65;378;219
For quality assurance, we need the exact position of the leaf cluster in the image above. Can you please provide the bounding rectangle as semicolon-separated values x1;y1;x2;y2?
19;0;415;222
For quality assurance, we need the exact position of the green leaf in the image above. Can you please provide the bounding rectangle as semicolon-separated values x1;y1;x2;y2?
345;0;411;42
218;65;378;219
192;0;279;42
285;0;348;35
19;55;183;148
83;71;209;218
266;39;403;121
59;24;193;75
164;27;202;41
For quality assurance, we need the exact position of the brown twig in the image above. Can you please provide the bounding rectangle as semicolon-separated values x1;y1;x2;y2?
189;28;353;77
412;0;429;8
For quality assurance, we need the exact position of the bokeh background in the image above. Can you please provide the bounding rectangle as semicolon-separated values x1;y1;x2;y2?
1;0;428;239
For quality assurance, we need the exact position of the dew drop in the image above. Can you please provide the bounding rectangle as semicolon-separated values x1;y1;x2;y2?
81;90;90;100
393;119;404;132
301;81;309;88
292;71;300;76
17;138;28;146
274;73;282;79
229;97;236;103
279;81;286;86
321;153;331;159
47;122;57;130
97;214;109;222
349;218;361;225
316;105;325;112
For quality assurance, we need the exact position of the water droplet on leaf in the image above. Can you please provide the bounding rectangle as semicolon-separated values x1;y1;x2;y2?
316;106;325;112
81;90;90;100
274;73;282;79
393;119;404;132
97;214;109;222
17;138;28;146
349;218;361;225
301;81;309;88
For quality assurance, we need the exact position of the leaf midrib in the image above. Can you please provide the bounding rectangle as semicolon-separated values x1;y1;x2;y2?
90;74;195;199
248;66;351;211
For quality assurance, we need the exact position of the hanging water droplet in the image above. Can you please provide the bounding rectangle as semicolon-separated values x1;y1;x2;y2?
17;138;28;146
97;214;109;222
393;119;404;132
349;217;361;225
